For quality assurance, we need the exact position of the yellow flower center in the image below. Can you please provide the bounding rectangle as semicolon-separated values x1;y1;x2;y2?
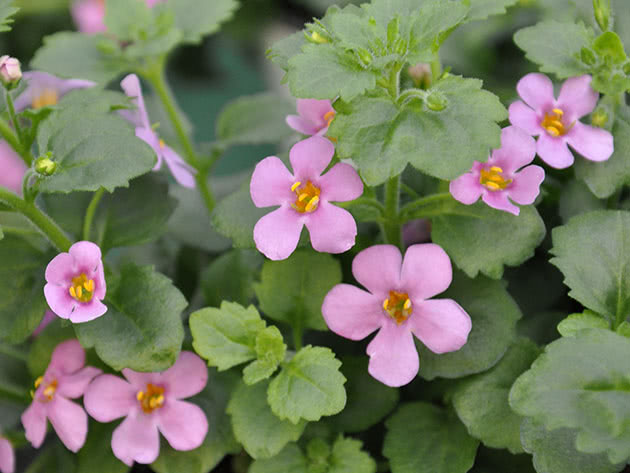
32;376;58;402
479;166;512;192
382;290;412;325
290;180;321;213
541;108;574;137
323;110;335;128
69;273;95;303
137;384;165;414
31;89;59;109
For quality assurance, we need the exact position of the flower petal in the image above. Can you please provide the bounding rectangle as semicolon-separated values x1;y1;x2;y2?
120;74;151;130
318;163;363;202
69;241;102;274
48;339;85;375
305;202;357;254
58;366;102;399
0;437;14;473
296;98;332;126
322;284;383;340
516;73;555;111
157;400;208;451
71;0;106;34
490;126;537;173
286;115;320;136
367;322;418;387
352;245;402;297
482;191;520;215
84;374;137;422
536;133;575;168
121;370;158;390
111;413;160;466
136;127;162;166
566;121;614;163
289;136;334;179
508;101;542;136
409;299;471;354
21;402;47;449
159;352;208;400
47;396;88;453
400;244;453;300
450;172;483;205
557;75;598;120
69;299;108;324
45;253;76;285
162;144;197;188
250;156;295;208
253;207;304;261
0;141;27;195
44;284;77;320
507;165;545;205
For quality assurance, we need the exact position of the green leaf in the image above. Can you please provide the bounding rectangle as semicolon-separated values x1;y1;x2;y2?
417;271;522;380
166;0;238;44
243;326;287;385
557;311;610;337
266;31;306;72
510;329;630;464
327;356;399;434
216;93;295;145
330;75;506;186
268;345;346;424
452;339;540;453
328;436;377;473
384;402;479;473
550;210;630;324
77;422;129;473
593;31;627;64
190;301;265;371
105;0;152;41
464;0;519;22
616;321;630;337
249;443;308;473
254;250;342;332
0;0;18;32
227;379;307;459
558;179;605;223
74;264;186;372
432;202;546;279
513;21;593;78
31;32;128;84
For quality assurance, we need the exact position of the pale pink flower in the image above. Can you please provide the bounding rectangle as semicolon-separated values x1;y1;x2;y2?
21;340;101;452
250;135;363;260
120;74;196;188
71;0;165;34
14;71;95;112
286;99;335;136
322;244;471;387
509;73;613;168
0;56;21;84
44;241;107;324
84;352;208;466
32;310;57;337
0;436;14;473
0;140;26;195
449;126;545;216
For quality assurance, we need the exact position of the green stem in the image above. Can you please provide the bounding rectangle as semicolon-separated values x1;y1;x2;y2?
292;324;303;351
196;170;216;214
0;187;72;251
5;89;26;156
430;50;442;81
386;62;403;100
83;188;105;241
337;196;386;214
400;182;420;199
397;88;428;106
399;192;456;221
383;176;401;247
0;117;25;162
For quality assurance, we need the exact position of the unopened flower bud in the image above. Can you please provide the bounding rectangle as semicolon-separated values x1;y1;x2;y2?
408;63;432;88
593;0;611;32
35;154;57;176
426;91;448;111
356;48;373;67
591;107;609;128
0;56;21;87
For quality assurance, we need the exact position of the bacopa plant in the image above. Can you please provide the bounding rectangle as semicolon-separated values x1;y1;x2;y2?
0;0;629;472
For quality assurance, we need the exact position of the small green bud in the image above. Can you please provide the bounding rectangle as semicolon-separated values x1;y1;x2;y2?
426;91;448;111
305;30;329;44
580;47;597;66
593;0;611;31
591;106;609;127
394;37;407;55
387;17;400;46
35;154;57;176
356;48;373;66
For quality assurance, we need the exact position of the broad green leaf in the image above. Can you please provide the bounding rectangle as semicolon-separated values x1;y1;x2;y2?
190;301;265;371
0;0;18;32
227;380;306;459
330;75;506;186
328;436;377;473
550;210;630;323
243;326;287;385
432;201;546;279
520;419;624;473
254;250;342;332
417;271;522;380
105;0;152;41
0;345;30;406
452;339;540;453
327;356;399;433
464;0;519;21
558;179;605;223
510;329;630;464
556;311;610;337
266;31;306;71
384;402;479;473
216;93;295;145
77;422;129;473
513;21;593;78
249;443;308;473
166;0;238;44
268;345;346;424
74;264;186;372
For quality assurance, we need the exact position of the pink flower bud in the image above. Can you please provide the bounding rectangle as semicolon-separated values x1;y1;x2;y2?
0;56;21;85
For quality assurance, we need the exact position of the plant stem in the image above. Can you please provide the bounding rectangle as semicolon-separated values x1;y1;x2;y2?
0;187;72;252
83;188;105;241
399;192;456;220
292;324;303;352
196;170;216;214
430;51;442;81
5;89;26;156
0;116;30;164
383;176;401;247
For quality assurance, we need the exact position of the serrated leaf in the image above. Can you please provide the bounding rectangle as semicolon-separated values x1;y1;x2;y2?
557;311;610;337
74;264;186;372
166;0;238;44
267;31;306;72
105;0;152;42
254;250;342;332
431;201;546;279
249;443;308;473
243;326;287;385
558;179;605;223
0;0;18;32
268;345;346;424
465;0;519;22
452;339;540;453
328;436;377;473
227;380;306;459
384;402;479;473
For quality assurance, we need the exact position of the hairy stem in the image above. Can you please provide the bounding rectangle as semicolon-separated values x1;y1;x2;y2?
0;116;32;165
83;187;105;242
383;176;402;248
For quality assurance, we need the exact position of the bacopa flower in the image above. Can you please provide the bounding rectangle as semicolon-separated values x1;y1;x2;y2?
84;352;208;466
449;126;545;216
0;140;27;195
72;0;164;34
44;241;107;323
509;73;613;168
21;340;101;452
0;435;14;473
14;71;95;112
120;74;196;188
250;135;363;260
286;99;335;136
322;244;472;387
0;56;21;85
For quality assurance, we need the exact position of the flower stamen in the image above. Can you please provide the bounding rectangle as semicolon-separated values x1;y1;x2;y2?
291;180;321;213
137;384;165;414
69;273;95;303
541;107;574;137
31;377;58;402
324;110;335;128
383;290;412;325
32;89;59;109
480;166;512;191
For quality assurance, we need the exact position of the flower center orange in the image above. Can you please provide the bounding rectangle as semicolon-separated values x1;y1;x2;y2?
69;273;95;303
541;108;573;137
137;384;165;414
290;180;321;213
32;89;59;109
382;290;412;325
479;166;512;192
32;376;57;402
323;110;335;128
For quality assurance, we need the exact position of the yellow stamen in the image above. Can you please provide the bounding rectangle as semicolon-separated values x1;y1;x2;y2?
382;290;413;325
541;107;574;137
298;193;309;202
552;108;564;116
84;279;94;292
69;286;77;299
291;181;301;192
479;166;512;192
323;110;336;128
290;180;321;213
137;384;166;414
34;376;43;388
383;299;389;310
159;139;166;149
32;89;59;109
305;196;320;212
69;273;95;303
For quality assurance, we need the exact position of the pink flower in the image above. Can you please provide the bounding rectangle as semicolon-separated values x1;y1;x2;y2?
120;74;196;188
21;340;101;452
14;71;95;112
32;310;57;337
44;241;107;324
509;73;613;168
0;56;21;85
84;352;208;466
449;126;545;216
0;140;26;195
286;99;335;136
250;136;363;260
0;436;14;473
322;244;472;387
71;0;165;34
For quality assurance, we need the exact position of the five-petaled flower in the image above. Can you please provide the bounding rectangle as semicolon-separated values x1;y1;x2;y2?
14;71;95;112
509;73;613;168
0;140;27;195
250;135;363;260
120;74;196;188
44;241;107;323
322;244;472;387
449;126;545;216
286;99;336;137
84;352;208;466
0;434;14;473
21;340;102;452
